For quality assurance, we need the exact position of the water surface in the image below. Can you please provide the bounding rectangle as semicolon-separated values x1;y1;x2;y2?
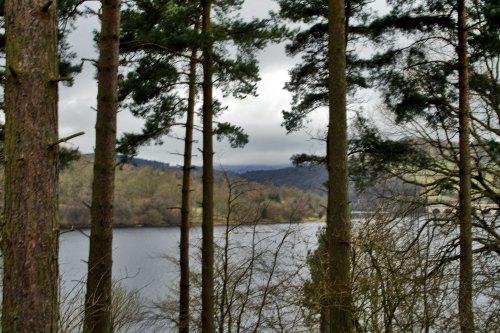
59;223;323;302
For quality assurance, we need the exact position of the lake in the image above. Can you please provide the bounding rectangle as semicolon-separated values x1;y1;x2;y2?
59;222;323;332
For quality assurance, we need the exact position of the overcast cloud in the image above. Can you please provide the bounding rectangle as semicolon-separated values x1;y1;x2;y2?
58;0;384;167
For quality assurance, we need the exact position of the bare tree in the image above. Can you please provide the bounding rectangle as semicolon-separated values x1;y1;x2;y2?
151;176;316;332
303;193;484;332
60;277;153;333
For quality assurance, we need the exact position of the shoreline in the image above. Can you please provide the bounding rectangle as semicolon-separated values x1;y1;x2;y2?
59;210;377;230
59;219;326;231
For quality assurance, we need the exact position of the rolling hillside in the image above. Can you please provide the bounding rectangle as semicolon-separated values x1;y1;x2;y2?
57;157;326;227
239;165;328;195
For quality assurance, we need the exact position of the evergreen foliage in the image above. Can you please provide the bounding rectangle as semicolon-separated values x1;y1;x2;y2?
348;115;430;191
363;0;498;127
355;0;499;220
280;1;498;331
0;0;84;110
213;122;249;148
117;0;289;156
278;0;371;133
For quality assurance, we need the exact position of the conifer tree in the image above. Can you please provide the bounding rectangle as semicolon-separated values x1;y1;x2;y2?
117;0;285;153
2;0;60;331
281;0;498;330
200;0;215;329
117;2;287;330
278;1;371;330
326;0;352;331
179;20;199;333
278;0;370;133
83;0;121;332
349;1;498;330
457;0;474;330
361;2;498;330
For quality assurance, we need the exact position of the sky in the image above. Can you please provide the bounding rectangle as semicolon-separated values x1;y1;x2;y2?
58;0;385;167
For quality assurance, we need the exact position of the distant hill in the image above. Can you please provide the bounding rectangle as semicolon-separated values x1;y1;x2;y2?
84;154;174;170
67;157;423;220
56;157;326;228
215;164;291;174
237;166;422;211
239;165;328;195
81;155;415;207
119;156;173;170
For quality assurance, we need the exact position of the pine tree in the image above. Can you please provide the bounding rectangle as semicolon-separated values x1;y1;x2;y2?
200;0;215;329
281;0;498;330
457;0;474;330
117;0;285;154
326;0;352;331
179;19;199;333
83;0;121;332
278;0;370;133
117;1;287;330
278;1;371;330
351;0;498;215
351;1;498;330
2;0;60;331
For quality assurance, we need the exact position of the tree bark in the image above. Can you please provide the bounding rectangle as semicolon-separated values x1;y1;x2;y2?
179;28;199;333
2;1;60;331
326;0;352;332
201;0;215;331
457;0;475;332
84;0;121;332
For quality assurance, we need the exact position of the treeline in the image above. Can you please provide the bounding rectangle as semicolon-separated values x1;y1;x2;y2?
58;157;325;227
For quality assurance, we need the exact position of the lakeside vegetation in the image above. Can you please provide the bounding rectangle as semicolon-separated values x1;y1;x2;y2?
58;157;326;227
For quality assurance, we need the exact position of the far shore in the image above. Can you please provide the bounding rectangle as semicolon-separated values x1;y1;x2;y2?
59;219;325;231
59;211;380;230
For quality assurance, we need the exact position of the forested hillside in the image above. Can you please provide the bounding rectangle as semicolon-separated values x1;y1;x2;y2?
240;165;328;194
58;157;325;227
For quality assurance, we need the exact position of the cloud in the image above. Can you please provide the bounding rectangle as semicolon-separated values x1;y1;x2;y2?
57;0;324;166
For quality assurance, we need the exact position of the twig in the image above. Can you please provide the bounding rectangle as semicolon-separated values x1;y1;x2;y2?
48;131;85;148
81;57;98;64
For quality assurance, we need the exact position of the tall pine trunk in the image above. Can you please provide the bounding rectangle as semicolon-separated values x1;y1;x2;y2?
457;0;474;331
201;0;215;331
326;0;352;332
179;36;199;333
84;0;121;332
2;1;60;331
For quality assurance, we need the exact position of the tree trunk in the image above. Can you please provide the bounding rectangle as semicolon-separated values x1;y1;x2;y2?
326;0;352;332
201;0;215;331
179;32;199;333
457;0;475;332
2;1;60;331
84;0;121;332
